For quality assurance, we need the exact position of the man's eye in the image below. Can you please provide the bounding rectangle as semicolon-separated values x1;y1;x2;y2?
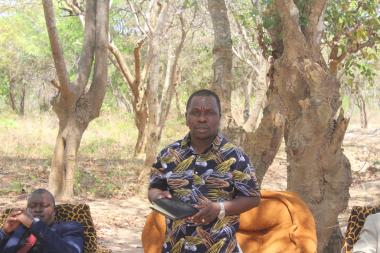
190;111;201;117
205;111;217;116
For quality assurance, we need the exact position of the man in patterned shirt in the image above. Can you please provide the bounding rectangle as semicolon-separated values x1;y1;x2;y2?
148;89;261;253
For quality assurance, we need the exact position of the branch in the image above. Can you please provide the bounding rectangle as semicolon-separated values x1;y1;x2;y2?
228;2;260;61
42;0;71;97
76;0;96;94
305;0;327;46
127;0;148;36
347;38;377;54
64;0;84;21
108;42;134;86
50;79;61;90
88;0;109;117
140;0;157;36
133;38;146;96
275;0;307;58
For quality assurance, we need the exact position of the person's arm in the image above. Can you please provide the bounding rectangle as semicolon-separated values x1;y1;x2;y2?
12;212;84;253
192;195;260;224
148;149;170;203
352;214;378;253
0;209;23;248
0;229;10;249
30;220;84;253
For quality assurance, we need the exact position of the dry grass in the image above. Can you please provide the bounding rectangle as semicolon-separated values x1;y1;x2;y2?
0;111;188;198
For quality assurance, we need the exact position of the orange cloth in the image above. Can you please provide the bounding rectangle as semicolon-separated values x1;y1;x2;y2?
142;190;317;253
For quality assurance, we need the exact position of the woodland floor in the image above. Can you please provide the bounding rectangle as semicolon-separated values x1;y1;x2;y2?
0;124;379;252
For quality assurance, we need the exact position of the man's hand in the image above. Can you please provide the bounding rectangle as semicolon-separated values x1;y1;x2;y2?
191;200;220;225
148;188;172;202
3;209;34;234
3;209;23;234
14;210;34;228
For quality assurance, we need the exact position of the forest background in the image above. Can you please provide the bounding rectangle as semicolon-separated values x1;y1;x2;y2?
0;0;379;252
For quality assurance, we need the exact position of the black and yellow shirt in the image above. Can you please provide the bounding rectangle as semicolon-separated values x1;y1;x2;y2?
150;133;260;253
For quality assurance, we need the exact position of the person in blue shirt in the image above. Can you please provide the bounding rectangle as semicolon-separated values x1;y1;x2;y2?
0;188;84;253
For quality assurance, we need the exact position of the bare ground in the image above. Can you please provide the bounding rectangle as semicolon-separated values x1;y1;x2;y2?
0;127;379;252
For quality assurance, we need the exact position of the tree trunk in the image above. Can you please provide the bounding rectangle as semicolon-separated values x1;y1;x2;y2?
8;79;17;113
43;0;109;198
273;1;352;251
144;1;171;166
175;86;182;118
134;109;148;157
207;0;234;130
49;108;87;197
324;222;343;253
243;58;270;132
19;81;26;116
242;74;252;123
144;5;187;166
356;93;368;128
243;61;285;185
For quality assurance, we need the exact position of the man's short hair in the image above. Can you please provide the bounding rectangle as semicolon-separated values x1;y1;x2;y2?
28;188;56;207
186;89;221;116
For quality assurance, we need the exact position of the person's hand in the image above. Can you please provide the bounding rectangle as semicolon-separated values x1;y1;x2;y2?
190;199;220;225
154;191;172;201
3;209;23;234
14;210;34;228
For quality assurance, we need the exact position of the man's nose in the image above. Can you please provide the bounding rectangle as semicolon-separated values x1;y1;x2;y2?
197;112;207;122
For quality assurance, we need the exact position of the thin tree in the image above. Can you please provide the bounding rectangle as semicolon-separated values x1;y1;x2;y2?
42;0;109;198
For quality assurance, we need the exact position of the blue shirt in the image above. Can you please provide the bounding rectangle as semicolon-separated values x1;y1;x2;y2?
0;219;84;253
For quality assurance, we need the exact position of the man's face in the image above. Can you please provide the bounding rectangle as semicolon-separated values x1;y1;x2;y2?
186;95;220;141
27;193;55;225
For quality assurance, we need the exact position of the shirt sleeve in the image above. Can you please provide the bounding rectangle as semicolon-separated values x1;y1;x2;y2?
30;220;84;253
148;149;169;191
232;151;260;198
0;229;9;249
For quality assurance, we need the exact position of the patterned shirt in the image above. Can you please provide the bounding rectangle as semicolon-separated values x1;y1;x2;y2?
149;133;260;253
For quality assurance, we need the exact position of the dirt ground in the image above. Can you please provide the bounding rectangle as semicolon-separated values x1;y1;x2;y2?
0;126;379;252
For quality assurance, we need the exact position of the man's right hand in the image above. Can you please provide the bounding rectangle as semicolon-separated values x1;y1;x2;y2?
148;188;172;202
3;209;23;234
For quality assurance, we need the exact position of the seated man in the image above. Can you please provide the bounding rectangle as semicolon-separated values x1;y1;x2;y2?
353;212;380;253
0;188;84;253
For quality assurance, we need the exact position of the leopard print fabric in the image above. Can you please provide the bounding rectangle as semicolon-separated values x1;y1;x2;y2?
1;204;111;253
341;205;380;253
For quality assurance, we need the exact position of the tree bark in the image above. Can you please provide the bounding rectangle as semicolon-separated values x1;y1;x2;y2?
19;81;26;116
8;78;17;113
43;0;109;198
144;1;171;166
207;0;234;130
356;93;368;129
243;58;270;132
243;60;285;185
273;1;352;251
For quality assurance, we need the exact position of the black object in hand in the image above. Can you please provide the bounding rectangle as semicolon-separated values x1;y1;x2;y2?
150;197;198;220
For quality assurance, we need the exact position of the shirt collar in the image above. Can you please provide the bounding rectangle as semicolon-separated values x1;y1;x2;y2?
180;132;225;152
